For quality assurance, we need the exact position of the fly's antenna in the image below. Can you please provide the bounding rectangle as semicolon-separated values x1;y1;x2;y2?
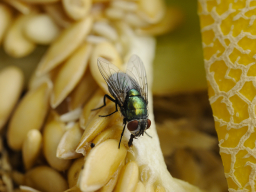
145;131;152;138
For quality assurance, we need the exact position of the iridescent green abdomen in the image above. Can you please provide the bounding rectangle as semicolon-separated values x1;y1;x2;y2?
121;89;147;121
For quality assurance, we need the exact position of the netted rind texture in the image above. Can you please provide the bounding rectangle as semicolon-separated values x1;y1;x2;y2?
198;0;256;191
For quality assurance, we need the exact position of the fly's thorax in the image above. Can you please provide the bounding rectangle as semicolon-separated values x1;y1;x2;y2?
124;94;147;121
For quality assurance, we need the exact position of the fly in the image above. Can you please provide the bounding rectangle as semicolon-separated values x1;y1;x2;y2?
92;54;151;148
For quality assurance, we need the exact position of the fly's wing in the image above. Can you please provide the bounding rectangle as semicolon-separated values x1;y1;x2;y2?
97;57;130;105
126;55;148;104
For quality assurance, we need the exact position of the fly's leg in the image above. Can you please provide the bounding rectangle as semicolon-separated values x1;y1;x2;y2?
91;94;116;111
128;134;135;147
118;118;127;149
145;131;152;138
91;94;118;117
99;101;118;117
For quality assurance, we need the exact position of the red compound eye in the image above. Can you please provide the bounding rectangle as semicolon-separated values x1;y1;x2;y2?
147;119;151;129
127;120;139;131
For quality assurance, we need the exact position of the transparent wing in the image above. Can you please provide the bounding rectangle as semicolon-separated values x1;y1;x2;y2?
97;57;131;105
126;55;148;104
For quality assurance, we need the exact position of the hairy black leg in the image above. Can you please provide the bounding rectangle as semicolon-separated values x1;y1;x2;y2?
128;134;135;147
91;94;116;111
99;102;118;117
118;118;127;149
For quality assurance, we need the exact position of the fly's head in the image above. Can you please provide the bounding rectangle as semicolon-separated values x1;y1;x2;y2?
127;118;151;137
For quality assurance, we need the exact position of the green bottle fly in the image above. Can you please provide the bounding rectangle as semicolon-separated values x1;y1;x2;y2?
92;55;151;148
